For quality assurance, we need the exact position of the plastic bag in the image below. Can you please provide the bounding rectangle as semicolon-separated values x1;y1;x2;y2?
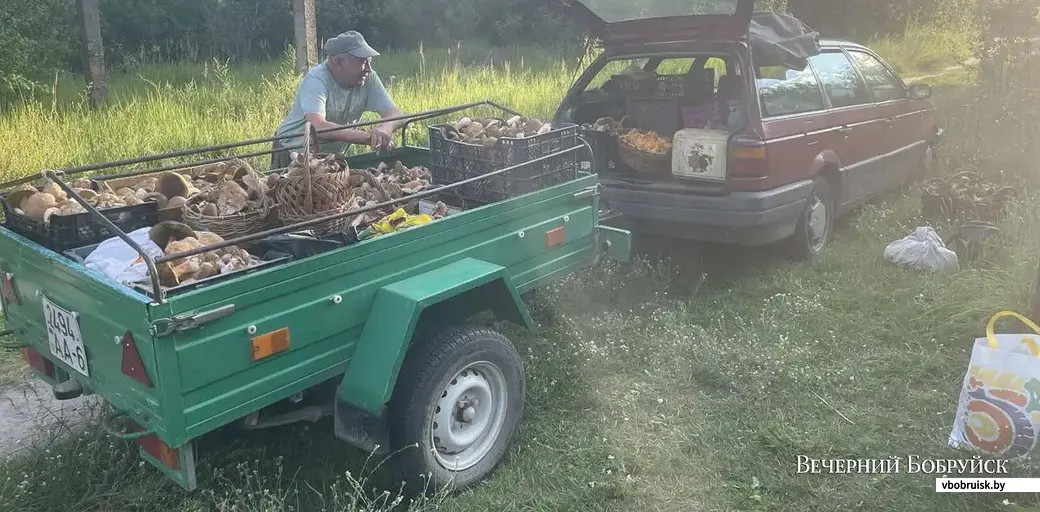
883;226;959;271
83;227;165;284
949;311;1040;458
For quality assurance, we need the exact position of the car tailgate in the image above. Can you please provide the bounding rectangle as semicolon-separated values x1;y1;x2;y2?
0;228;164;428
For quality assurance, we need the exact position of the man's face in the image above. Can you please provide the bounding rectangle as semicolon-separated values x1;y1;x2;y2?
330;54;373;88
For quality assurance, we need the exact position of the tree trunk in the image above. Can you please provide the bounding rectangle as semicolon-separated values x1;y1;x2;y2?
293;0;318;73
78;0;107;108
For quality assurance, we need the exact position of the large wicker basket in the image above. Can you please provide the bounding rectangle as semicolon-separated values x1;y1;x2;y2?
275;124;361;236
180;160;279;239
617;133;672;175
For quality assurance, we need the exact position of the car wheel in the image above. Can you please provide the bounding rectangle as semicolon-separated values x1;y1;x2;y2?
784;177;834;261
388;326;525;496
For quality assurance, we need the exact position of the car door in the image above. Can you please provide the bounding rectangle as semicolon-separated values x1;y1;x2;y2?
808;50;886;206
846;48;920;190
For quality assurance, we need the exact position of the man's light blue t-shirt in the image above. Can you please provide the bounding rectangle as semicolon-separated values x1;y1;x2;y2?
274;62;396;155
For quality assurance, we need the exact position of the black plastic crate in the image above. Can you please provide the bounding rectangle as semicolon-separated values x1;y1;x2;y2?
0;193;160;252
577;129;620;174
433;165;578;206
428;122;580;205
617;74;687;99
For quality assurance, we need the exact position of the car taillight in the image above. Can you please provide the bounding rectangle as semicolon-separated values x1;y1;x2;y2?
728;144;769;178
1;271;19;305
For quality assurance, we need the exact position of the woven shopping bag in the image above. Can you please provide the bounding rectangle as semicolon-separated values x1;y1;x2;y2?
949;311;1040;458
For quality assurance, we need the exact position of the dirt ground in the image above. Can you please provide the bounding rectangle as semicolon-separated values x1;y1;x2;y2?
0;370;100;461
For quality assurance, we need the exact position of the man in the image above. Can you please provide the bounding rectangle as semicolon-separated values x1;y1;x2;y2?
270;30;406;170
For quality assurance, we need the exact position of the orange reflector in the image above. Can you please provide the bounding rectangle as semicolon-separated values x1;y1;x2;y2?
252;327;290;361
730;146;767;160
546;226;566;248
21;347;55;378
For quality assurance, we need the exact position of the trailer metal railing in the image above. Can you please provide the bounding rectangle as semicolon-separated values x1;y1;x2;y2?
1;100;594;305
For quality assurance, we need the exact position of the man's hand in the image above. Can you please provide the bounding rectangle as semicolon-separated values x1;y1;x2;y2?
369;123;395;152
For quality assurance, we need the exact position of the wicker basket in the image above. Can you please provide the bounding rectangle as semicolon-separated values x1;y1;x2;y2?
274;124;361;236
177;161;279;239
182;193;278;239
617;134;672;175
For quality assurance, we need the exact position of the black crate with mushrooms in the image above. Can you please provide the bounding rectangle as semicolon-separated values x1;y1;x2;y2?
441;115;554;147
149;221;264;289
3;179;150;225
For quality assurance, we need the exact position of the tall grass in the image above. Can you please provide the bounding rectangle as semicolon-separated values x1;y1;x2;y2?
0;25;973;183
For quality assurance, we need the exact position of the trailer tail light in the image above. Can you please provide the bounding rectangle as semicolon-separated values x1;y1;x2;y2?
1;271;19;305
728;143;769;178
546;226;566;248
21;347;56;379
137;434;181;470
121;331;153;387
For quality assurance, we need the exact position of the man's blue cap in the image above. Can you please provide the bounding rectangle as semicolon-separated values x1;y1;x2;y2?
325;31;380;59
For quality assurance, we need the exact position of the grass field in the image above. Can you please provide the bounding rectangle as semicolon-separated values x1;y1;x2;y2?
6;25;1040;512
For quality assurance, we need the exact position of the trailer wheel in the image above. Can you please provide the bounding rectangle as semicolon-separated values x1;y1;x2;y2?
388;326;525;495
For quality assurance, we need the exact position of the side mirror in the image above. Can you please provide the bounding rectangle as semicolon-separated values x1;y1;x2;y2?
908;83;932;100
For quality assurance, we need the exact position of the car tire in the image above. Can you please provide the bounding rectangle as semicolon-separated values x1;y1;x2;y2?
388;326;525;496
783;177;834;261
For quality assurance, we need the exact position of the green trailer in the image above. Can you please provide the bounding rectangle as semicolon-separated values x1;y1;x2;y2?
0;102;631;494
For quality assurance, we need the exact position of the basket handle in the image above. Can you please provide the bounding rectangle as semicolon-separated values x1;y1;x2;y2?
301;122;315;215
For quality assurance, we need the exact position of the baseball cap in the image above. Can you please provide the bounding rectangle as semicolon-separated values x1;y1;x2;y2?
324;31;380;59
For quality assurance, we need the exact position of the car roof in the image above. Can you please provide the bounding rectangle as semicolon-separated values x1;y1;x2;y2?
820;38;869;50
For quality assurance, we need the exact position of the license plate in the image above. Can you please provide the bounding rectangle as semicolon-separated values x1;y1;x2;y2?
42;295;89;377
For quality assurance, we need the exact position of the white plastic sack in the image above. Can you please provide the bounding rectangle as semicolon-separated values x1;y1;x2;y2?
883;226;958;271
83;227;164;284
949;311;1040;459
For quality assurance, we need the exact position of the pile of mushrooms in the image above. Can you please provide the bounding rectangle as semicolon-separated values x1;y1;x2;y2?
442;115;554;146
5;179;151;225
149;220;260;288
281;154;449;229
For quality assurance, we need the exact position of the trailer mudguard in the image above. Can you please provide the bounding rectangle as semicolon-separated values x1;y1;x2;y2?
338;257;535;414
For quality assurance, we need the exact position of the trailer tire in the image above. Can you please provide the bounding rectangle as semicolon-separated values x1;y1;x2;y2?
388;326;525;496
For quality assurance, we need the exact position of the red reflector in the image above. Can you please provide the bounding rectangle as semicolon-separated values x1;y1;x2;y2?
128;420;180;470
546;226;566;248
121;332;153;387
1;271;19;305
21;347;55;378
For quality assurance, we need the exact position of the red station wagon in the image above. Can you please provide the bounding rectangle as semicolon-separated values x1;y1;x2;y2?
553;0;943;259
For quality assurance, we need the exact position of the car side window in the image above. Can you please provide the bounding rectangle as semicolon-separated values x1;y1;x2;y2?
809;51;872;109
847;50;907;102
756;65;826;118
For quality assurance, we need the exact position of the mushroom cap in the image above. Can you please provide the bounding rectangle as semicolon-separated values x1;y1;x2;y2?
149;220;197;248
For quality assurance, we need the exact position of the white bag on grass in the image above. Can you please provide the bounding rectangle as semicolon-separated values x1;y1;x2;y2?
83;227;164;285
884;226;958;271
949;311;1040;459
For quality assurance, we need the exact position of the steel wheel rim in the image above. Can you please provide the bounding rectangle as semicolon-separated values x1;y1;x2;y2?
808;193;828;252
429;361;508;471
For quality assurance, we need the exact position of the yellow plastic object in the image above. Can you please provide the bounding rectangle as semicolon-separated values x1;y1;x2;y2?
985;310;1040;357
359;209;433;241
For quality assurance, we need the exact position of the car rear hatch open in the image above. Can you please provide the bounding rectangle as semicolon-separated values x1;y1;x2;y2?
559;0;755;47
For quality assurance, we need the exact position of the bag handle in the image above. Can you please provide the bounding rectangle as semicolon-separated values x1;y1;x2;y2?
985;310;1040;357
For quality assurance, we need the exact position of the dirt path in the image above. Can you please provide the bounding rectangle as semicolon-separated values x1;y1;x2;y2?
0;373;99;461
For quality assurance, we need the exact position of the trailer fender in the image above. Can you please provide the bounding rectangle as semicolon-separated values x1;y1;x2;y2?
337;257;535;414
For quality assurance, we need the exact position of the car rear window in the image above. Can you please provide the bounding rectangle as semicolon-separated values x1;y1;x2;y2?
578;0;740;23
756;65;826;118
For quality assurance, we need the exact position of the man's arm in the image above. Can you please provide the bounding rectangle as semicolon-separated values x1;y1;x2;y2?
368;72;407;138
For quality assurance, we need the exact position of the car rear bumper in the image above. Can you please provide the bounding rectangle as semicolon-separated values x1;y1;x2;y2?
601;178;814;246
